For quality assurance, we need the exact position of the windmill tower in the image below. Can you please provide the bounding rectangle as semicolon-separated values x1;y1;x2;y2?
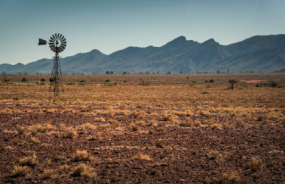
38;34;66;96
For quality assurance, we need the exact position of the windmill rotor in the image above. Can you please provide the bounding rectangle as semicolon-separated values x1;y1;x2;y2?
48;33;67;53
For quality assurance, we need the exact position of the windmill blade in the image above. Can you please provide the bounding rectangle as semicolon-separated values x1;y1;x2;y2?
59;34;63;39
52;34;56;40
61;41;66;44
50;44;55;49
50;37;55;41
60;46;65;51
49;42;54;46
57;33;60;39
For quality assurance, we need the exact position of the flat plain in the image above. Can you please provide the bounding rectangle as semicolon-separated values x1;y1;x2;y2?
0;73;285;183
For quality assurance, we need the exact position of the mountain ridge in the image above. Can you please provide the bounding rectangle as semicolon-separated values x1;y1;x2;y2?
1;34;285;74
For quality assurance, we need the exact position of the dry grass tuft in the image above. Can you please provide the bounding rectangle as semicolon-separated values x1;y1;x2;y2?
207;151;223;161
114;110;130;116
17;126;26;135
180;121;194;127
132;152;152;161
77;123;96;131
64;109;76;113
28;123;55;134
43;169;54;179
94;117;105;122
30;137;41;144
130;111;145;118
61;130;77;139
109;120;121;129
156;127;165;132
42;108;59;113
72;163;96;179
73;150;91;161
222;171;240;183
246;157;264;172
135;120;146;126
87;134;101;141
98;124;110;130
1;107;21;114
19;153;36;166
59;164;70;173
146;119;157;126
159;114;173;121
210;123;223;130
72;163;87;176
11;165;29;177
128;124;140;132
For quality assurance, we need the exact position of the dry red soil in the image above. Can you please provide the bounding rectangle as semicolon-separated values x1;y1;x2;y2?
0;109;284;183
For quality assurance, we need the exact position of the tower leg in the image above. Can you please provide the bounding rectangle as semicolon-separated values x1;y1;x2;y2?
49;52;64;96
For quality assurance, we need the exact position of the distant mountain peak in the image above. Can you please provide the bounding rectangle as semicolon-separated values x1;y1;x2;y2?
164;36;187;47
202;38;218;45
202;38;219;45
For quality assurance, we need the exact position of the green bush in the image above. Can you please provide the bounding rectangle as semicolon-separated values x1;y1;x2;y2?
105;83;117;86
105;79;111;82
209;79;215;83
192;80;196;83
66;81;76;85
79;83;85;86
205;80;208;83
256;84;261;87
40;82;45;85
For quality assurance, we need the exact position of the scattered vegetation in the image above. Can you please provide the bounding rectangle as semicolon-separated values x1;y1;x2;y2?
11;165;29;177
132;152;152;161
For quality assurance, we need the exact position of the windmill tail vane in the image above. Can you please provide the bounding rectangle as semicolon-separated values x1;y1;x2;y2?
38;33;67;96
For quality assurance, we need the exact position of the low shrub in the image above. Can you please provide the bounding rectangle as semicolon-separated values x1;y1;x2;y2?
66;81;75;85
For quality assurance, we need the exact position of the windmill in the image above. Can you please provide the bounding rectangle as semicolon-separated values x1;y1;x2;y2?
38;34;66;96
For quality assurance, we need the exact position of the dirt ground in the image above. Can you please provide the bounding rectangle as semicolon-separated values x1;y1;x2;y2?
0;75;285;183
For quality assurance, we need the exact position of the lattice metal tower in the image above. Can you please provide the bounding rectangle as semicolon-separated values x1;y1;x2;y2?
38;33;67;96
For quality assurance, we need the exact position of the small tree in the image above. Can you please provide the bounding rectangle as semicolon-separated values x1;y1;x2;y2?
209;79;215;83
106;71;110;75
21;77;28;82
229;79;238;89
217;70;220;74
167;71;171;75
122;72;127;75
2;71;9;83
180;71;183;74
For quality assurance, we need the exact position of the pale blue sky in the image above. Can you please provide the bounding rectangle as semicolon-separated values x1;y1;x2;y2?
0;0;284;65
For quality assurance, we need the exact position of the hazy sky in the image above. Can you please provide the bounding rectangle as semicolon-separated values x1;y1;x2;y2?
0;0;285;65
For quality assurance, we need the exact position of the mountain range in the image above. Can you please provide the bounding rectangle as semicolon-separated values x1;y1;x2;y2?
1;34;285;74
